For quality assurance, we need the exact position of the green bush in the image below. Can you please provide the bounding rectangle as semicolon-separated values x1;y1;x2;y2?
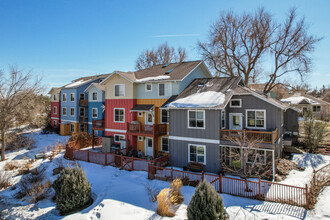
187;181;225;220
52;165;92;215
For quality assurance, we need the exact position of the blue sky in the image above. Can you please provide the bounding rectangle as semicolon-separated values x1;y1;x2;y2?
0;0;329;90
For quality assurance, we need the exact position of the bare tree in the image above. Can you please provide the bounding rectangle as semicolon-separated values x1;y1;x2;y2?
135;42;187;70
0;66;43;161
199;8;321;92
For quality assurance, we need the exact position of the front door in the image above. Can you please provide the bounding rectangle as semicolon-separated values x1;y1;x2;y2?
229;113;243;130
145;137;153;157
145;112;153;125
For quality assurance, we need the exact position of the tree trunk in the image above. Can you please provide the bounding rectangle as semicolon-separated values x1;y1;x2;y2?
1;130;5;161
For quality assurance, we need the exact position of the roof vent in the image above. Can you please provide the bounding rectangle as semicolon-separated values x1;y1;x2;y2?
165;69;173;74
162;63;169;68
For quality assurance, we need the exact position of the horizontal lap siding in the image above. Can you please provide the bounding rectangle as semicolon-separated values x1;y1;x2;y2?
169;139;220;173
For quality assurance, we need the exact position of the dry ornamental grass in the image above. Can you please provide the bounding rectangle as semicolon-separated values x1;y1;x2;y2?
170;179;183;204
156;188;175;217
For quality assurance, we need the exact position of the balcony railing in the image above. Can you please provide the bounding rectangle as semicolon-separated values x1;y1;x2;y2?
92;120;105;130
127;123;167;137
79;116;89;123
220;128;278;144
79;99;88;106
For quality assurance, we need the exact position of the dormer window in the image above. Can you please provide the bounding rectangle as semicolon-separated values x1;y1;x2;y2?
230;99;241;108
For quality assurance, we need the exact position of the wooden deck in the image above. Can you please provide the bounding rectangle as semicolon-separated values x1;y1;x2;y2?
92;120;105;131
220;128;278;144
126;122;167;137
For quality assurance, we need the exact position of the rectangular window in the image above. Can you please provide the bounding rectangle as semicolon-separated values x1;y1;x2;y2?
53;120;57;127
188;110;205;129
114;84;125;96
79;124;85;132
188;144;206;164
145;83;152;92
80;93;85;100
70;124;75;132
313;106;321;112
62;107;67;116
70;93;75;102
92;92;98;100
92;108;98;118
70;108;75;116
53;106;57;115
221;110;226;129
114;134;125;142
246;149;266;164
159;83;171;96
79;107;85;116
246;110;265;129
114;108;125;122
161;137;169;152
53;94;57;101
62;93;67;102
138;112;143;117
230;99;241;108
138;136;143;141
161;109;169;124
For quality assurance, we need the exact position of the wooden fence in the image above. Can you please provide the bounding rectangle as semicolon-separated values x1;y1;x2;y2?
308;163;330;208
148;164;308;208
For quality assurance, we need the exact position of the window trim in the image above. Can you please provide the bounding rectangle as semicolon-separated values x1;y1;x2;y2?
92;92;98;101
145;83;152;92
188;144;206;165
79;93;85;100
79;107;85;116
230;99;242;108
114;134;125;142
53;106;57;115
92;108;98;118
313;105;321;112
53;94;57;101
79;124;85;132
70;93;75;102
138;136;143;141
245;109;266;130
62;107;67;116
187;110;205;129
160;109;169;124
158;83;172;97
161;137;169;152
62;93;67;102
114;84;125;97
53;120;57;127
246;149;266;165
221;109;226;129
70;107;75;117
114;108;125;123
70;124;75;133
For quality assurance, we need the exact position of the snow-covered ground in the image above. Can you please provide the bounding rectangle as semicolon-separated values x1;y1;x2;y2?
0;132;329;220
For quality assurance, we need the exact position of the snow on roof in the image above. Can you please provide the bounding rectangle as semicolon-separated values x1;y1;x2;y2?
168;91;225;108
135;75;170;82
281;96;319;105
65;79;92;88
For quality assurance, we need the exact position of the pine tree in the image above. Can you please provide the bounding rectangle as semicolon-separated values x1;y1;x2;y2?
187;181;225;220
52;165;92;215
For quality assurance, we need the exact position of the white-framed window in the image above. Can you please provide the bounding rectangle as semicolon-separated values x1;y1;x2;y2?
79;124;85;132
92;92;98;101
161;109;169;124
70;124;75;132
62;107;67;116
79;93;85;100
313;105;321;112
145;83;152;92
92;108;98;118
221;110;226;129
114;108;125;122
53;94;57;101
246;149;266;165
188;144;206;165
114;84;125;96
188;110;205;129
161;137;169;152
138;136;143;141
53;120;57;127
62;93;67;102
230;99;242;108
138;112;143;117
70;93;75;102
114;134;125;142
70;108;75;116
246;109;266;129
53;106;57;115
79;107;85;116
158;83;171;96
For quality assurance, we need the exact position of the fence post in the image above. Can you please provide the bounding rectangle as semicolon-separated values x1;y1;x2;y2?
305;184;309;209
202;171;204;182
121;154;123;170
148;163;150;179
105;152;107;165
131;156;134;171
258;177;261;200
171;167;173;181
87;150;90;162
219;174;222;193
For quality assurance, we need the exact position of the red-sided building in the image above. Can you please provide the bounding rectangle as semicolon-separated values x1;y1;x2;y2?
48;88;61;128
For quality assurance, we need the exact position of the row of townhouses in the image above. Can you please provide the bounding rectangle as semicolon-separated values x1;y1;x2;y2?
49;60;299;174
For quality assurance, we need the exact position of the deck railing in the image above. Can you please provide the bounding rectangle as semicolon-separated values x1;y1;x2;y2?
79;116;89;123
92;120;105;130
79;99;88;106
220;128;278;144
127;123;167;136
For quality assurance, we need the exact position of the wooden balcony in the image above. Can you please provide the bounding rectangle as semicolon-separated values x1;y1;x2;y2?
79;116;89;123
220;128;278;144
92;120;105;131
79;99;88;106
127;122;167;137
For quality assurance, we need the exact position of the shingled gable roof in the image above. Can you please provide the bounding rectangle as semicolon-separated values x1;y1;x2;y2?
167;77;292;110
62;73;111;89
84;83;105;93
48;87;61;95
100;60;210;84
